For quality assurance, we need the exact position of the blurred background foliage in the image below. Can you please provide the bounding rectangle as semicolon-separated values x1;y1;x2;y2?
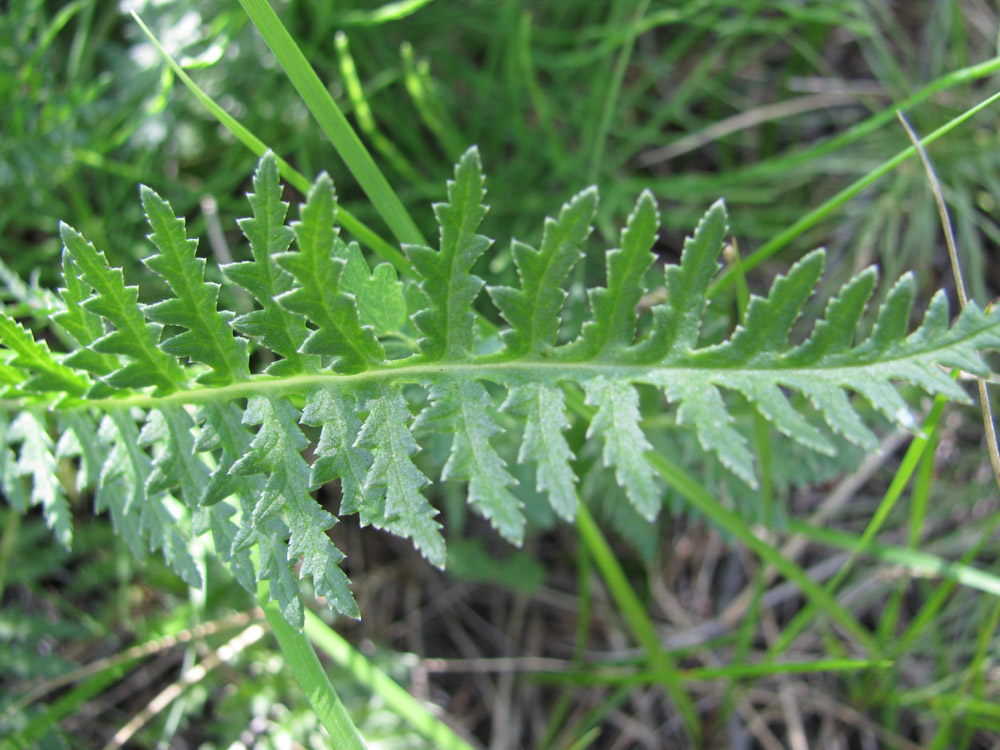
3;0;1000;748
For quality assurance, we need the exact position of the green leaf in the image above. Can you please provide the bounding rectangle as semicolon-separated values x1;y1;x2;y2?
301;387;379;523
7;151;1000;631
10;410;72;548
418;379;523;543
224;151;316;375
337;242;407;336
584;377;660;520
55;412;104;493
197;402;276;595
488;186;597;358
94;415;145;558
357;387;445;566
0;309;89;396
785;267;878;364
59;222;185;393
503;382;577;520
275;174;385;372
259;531;305;629
141;186;250;386
0;415;29;513
560;190;660;361
139;407;210;510
231;395;358;619
103;410;202;587
699;249;826;366
231;396;311;525
54;255;119;378
408;146;491;361
636;198;728;361
285;492;360;620
655;376;757;487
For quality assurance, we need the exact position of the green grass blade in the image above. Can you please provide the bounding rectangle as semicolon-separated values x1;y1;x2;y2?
709;86;1000;296
786;522;1000;599
538;658;891;687
576;502;700;744
766;396;948;659
238;0;426;247
711;55;1000;186
130;10;411;275
338;0;437;26
260;586;366;749
585;0;650;183
641;445;879;654
303;610;478;750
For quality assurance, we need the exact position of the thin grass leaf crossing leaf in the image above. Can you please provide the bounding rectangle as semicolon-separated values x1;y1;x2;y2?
276;174;384;373
408;146;491;361
141;186;250;385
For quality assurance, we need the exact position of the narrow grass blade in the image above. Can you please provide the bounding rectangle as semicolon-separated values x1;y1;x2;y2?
238;0;426;247
130;10;410;275
538;658;891;687
259;585;366;749
640;444;879;654
576;502;700;744
303;610;478;750
709;87;1000;296
786;522;1000;599
766;395;948;660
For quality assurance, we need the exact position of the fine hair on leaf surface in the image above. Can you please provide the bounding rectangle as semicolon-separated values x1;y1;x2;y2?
2;148;999;626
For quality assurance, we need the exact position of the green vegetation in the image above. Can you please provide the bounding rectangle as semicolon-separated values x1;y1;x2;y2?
2;1;1000;748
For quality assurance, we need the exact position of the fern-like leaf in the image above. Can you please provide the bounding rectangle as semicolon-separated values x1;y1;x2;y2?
503;382;577;520
560;190;659;360
231;395;358;619
0;310;89;397
489;186;597;357
408;146;491;361
275;174;384;373
223;151;315;375
141;186;250;385
59;223;185;393
337;242;407;337
5;152;1000;627
357;388;445;566
418;379;523;543
10;410;72;548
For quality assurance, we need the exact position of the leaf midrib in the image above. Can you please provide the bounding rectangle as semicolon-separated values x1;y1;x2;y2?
42;334;990;414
